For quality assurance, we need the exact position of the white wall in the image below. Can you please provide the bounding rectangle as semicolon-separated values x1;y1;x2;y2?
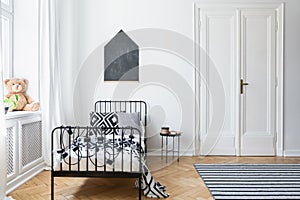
13;0;39;101
60;0;196;155
283;0;300;156
58;0;300;156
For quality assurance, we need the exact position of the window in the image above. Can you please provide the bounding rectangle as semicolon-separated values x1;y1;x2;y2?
1;0;13;80
1;0;10;6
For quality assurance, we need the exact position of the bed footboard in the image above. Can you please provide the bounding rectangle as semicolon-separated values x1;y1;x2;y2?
51;126;143;200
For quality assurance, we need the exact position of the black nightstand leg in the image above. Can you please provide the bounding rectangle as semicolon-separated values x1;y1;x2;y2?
178;136;180;162
173;137;175;160
161;136;163;160
166;136;168;163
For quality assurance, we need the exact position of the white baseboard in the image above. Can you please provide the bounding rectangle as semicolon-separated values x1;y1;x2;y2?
148;149;300;157
147;149;194;156
283;150;300;157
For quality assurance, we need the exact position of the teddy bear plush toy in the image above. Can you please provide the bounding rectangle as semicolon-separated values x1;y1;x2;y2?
4;78;40;111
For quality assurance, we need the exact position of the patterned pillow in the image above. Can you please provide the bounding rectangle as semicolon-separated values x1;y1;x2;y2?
90;112;119;135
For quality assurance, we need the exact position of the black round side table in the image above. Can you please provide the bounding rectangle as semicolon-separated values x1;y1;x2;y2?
160;131;183;163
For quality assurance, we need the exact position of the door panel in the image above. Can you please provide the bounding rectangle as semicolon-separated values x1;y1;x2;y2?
240;9;276;155
199;9;237;155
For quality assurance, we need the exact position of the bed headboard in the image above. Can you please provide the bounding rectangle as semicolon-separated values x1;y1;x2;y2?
94;100;148;152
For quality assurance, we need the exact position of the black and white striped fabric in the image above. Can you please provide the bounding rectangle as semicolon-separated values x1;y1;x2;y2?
194;164;300;199
135;169;169;198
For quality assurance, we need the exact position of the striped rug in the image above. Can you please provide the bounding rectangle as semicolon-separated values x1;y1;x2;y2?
194;164;300;199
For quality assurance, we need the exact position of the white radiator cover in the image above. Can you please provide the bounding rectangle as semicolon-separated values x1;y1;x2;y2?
5;112;45;194
20;120;43;171
6;127;15;178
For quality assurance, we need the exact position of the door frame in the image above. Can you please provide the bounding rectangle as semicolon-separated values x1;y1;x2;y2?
193;1;284;156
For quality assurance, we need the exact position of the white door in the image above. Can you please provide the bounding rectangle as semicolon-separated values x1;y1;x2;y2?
198;6;278;156
199;9;238;155
239;9;276;155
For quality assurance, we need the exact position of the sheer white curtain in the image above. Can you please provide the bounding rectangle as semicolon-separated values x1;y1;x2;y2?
0;71;10;200
0;27;8;200
0;66;13;200
0;82;14;200
0;2;13;199
40;0;64;166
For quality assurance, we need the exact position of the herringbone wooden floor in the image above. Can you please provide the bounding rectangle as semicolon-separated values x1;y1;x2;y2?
9;156;300;200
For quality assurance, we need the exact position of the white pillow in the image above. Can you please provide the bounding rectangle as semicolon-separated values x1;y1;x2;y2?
117;112;144;140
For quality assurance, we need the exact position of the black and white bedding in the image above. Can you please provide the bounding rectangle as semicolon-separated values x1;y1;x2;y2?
55;127;143;172
54;110;169;198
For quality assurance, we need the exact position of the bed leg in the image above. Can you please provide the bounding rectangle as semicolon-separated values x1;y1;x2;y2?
51;173;54;200
139;176;142;200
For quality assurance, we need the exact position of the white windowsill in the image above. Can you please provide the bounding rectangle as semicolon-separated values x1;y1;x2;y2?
5;111;42;120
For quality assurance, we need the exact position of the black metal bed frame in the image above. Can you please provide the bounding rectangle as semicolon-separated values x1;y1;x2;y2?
51;100;147;200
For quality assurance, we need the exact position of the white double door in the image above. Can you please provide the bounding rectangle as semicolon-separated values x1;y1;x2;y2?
198;5;280;156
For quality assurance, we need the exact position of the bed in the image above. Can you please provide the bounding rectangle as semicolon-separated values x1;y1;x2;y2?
51;100;147;200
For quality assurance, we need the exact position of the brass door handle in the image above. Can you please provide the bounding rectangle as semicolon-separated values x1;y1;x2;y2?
240;79;249;94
